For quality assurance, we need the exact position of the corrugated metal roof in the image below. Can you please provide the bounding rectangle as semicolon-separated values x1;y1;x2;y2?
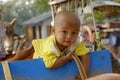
23;11;52;26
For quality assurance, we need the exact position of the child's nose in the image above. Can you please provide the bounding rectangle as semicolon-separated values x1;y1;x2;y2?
66;34;72;39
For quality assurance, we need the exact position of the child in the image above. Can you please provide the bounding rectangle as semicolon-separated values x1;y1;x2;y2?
9;11;90;76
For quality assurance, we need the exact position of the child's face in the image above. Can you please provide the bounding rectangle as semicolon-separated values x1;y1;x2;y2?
52;22;80;48
52;11;80;50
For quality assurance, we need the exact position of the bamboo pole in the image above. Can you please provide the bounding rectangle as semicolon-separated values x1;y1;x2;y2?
1;61;12;80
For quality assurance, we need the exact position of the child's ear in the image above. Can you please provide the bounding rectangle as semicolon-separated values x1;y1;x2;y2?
51;26;55;34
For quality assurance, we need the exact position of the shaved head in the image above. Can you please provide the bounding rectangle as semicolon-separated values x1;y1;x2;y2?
52;11;81;50
54;10;80;28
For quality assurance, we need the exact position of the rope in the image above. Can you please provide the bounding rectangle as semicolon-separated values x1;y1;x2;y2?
1;61;12;80
71;53;87;80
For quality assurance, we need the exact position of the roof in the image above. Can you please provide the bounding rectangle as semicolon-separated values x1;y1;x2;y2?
23;11;52;26
48;0;67;5
91;1;120;8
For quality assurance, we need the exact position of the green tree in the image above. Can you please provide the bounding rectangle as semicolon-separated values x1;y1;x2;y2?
33;0;50;12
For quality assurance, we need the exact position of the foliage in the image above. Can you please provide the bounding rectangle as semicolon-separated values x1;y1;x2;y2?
33;0;50;12
93;10;104;23
112;0;120;3
92;0;120;2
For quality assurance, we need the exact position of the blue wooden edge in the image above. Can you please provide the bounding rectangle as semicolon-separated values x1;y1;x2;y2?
0;49;112;80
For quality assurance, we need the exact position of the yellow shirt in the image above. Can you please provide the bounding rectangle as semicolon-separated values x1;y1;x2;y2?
32;35;89;68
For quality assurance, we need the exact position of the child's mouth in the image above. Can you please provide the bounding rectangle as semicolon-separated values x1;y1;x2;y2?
65;41;71;43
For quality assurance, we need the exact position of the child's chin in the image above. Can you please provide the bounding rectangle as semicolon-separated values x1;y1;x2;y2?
63;44;71;47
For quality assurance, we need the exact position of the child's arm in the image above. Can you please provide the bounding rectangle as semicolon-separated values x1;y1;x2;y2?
50;53;73;68
81;53;90;75
74;53;90;80
7;40;34;61
86;73;120;80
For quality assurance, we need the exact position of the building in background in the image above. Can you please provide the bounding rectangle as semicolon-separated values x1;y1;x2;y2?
23;11;52;43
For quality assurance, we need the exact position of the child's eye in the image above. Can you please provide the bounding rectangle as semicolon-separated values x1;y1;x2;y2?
72;32;77;35
62;31;67;34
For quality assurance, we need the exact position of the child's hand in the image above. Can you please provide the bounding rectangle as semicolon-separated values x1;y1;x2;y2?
12;40;34;60
65;52;73;61
74;74;81;80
